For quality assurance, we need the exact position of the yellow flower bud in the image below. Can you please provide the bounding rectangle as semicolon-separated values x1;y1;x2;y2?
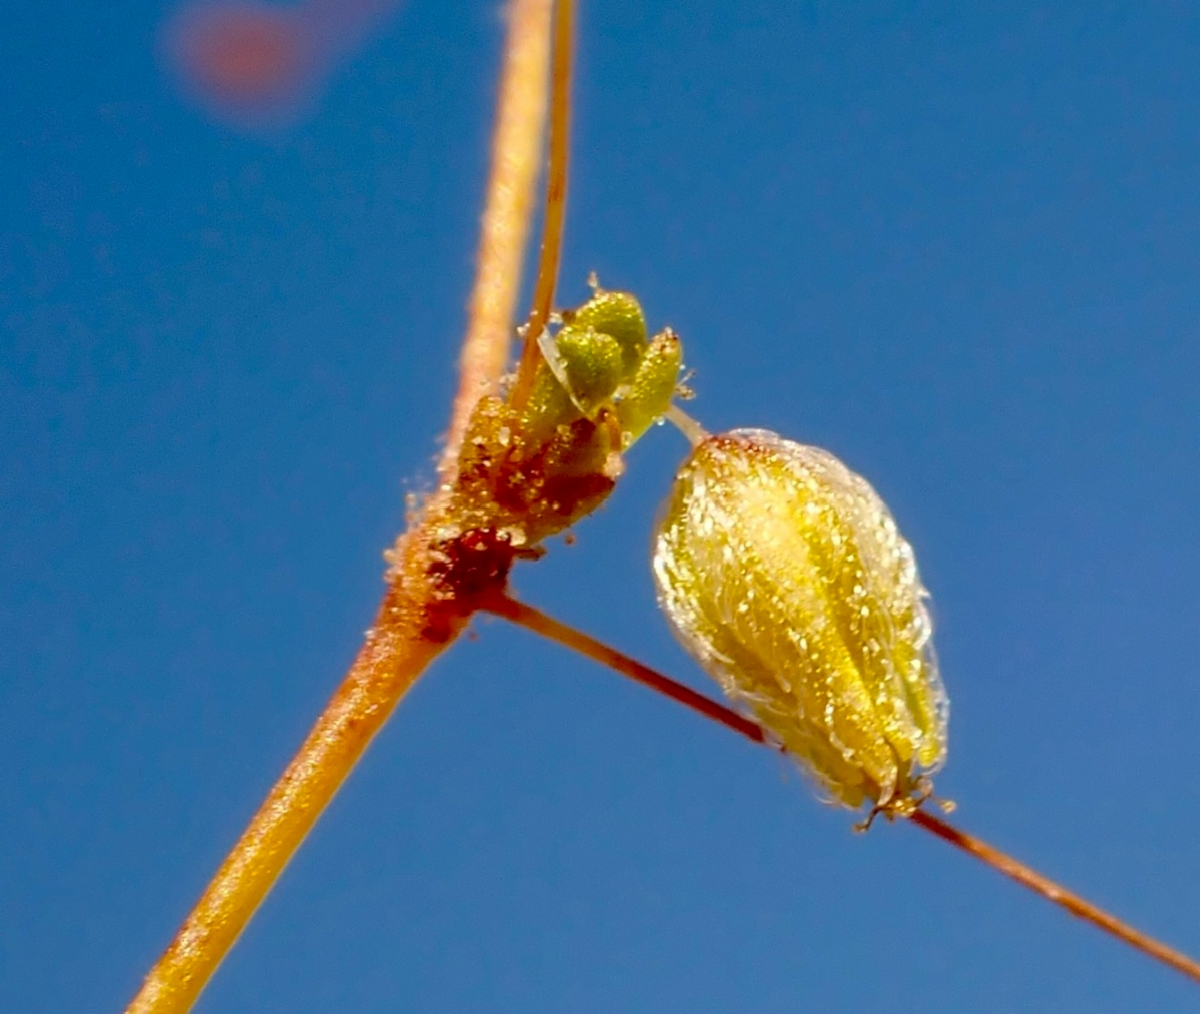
652;429;948;814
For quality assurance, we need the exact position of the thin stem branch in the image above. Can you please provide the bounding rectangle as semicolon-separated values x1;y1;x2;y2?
509;0;573;411
441;0;555;474
492;591;1200;987
127;5;556;1010
908;808;1200;984
483;592;768;746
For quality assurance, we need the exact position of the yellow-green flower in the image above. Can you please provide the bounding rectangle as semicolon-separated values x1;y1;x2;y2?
652;429;948;814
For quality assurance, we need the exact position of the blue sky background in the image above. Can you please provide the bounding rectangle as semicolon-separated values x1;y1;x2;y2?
4;2;1200;1011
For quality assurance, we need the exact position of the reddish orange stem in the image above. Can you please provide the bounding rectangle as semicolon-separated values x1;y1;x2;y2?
493;591;1200;987
908;808;1200;984
483;593;769;745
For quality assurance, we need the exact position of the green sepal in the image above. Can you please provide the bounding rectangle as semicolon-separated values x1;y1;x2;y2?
555;325;625;415
563;290;648;379
616;327;682;445
521;357;580;447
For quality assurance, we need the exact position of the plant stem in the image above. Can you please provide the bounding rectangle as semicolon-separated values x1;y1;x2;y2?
125;4;554;1009
908;808;1200;983
491;591;1200;986
442;0;555;471
509;0;573;411
483;592;768;745
126;570;457;1014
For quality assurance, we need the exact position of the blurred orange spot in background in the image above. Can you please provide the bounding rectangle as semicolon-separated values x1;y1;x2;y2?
162;1;401;128
187;9;308;103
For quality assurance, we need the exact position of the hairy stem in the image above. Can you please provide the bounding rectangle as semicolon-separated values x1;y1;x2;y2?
493;591;1200;986
442;0;555;472
127;542;459;1014
126;4;554;1010
509;0;573;410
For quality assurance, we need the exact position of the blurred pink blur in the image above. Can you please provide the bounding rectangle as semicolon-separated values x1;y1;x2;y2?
162;0;404;129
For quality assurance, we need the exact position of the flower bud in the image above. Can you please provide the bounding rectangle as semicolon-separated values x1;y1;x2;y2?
652;429;948;813
563;288;648;379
